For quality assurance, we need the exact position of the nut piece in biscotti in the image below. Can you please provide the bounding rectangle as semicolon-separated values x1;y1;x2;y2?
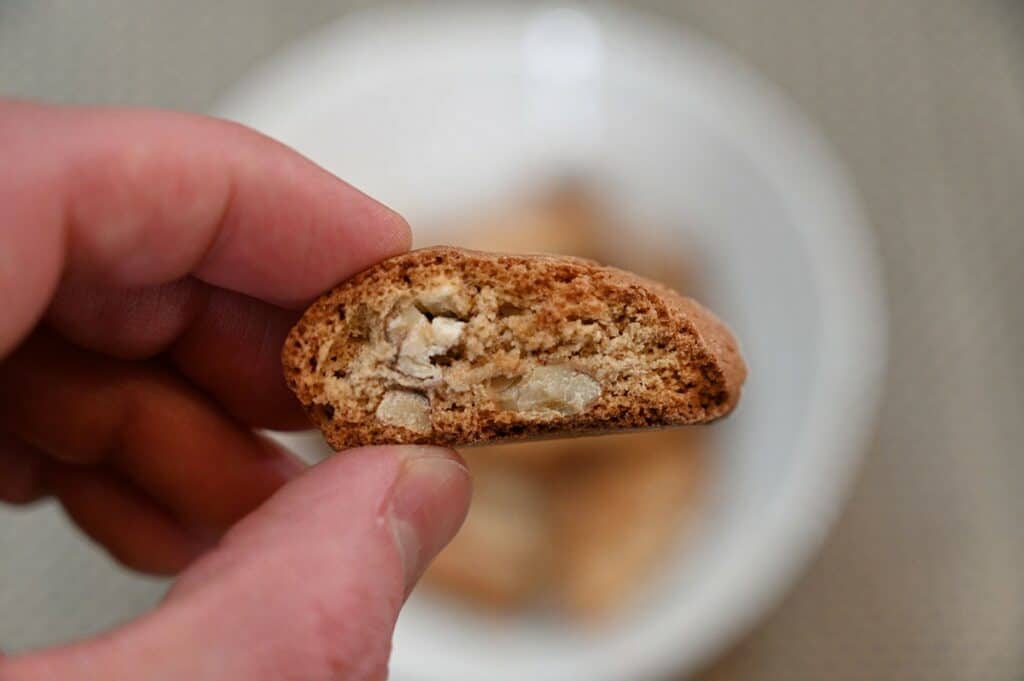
282;247;747;449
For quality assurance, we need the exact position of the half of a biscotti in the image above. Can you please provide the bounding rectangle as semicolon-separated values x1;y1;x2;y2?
282;247;746;449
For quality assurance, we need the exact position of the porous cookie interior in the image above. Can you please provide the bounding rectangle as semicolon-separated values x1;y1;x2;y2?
297;253;718;444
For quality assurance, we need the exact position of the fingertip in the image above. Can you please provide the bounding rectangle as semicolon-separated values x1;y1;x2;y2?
41;443;469;681
192;141;415;307
374;202;413;256
385;446;471;591
8;104;414;308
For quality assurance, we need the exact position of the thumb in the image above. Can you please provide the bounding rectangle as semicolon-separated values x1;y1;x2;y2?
2;446;471;681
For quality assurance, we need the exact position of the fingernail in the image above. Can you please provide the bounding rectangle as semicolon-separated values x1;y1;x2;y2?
388;446;470;590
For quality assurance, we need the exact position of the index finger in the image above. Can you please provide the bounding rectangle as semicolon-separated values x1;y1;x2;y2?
0;100;410;356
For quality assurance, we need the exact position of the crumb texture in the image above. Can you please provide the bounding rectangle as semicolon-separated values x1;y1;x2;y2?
283;247;746;448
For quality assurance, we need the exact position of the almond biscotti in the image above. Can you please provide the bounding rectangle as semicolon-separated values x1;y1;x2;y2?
282;247;746;449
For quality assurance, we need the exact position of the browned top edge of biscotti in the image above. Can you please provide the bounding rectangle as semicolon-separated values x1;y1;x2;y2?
282;246;746;447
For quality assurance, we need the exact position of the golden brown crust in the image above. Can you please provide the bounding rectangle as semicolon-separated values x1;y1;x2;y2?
282;246;746;449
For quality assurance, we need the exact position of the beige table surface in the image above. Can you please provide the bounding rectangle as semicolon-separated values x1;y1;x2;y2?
1;2;1022;679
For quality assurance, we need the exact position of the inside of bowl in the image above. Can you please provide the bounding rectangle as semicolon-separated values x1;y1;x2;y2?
223;5;864;681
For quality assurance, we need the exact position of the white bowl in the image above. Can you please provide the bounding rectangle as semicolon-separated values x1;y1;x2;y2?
214;4;886;680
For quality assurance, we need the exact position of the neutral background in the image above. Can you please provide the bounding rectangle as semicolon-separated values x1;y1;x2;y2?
1;2;1022;679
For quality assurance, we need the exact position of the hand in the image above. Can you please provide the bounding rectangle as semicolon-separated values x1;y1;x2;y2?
0;101;471;680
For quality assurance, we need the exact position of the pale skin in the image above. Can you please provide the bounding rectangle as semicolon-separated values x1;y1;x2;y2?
0;100;472;681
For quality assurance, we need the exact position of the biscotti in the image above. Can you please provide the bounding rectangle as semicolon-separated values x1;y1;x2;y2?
282;247;746;449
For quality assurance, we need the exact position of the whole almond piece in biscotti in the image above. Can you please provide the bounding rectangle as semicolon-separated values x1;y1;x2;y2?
282;246;746;449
